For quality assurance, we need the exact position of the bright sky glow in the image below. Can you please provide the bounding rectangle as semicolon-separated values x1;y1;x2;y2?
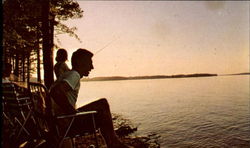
55;1;249;77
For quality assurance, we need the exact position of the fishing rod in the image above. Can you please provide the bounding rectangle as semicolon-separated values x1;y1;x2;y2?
94;36;120;55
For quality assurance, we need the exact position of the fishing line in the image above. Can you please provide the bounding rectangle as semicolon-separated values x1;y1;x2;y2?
94;36;120;55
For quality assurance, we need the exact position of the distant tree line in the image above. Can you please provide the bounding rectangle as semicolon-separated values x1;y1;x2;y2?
83;73;218;81
3;0;83;88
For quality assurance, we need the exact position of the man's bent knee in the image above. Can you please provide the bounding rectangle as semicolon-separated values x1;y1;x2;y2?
97;98;109;108
98;98;108;104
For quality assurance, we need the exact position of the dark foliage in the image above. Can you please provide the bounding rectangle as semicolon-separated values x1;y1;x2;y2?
3;0;83;84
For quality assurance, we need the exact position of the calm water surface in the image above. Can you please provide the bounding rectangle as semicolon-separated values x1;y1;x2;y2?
77;75;250;148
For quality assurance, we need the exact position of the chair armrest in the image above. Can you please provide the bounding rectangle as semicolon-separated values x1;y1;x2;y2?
16;97;31;101
56;111;97;119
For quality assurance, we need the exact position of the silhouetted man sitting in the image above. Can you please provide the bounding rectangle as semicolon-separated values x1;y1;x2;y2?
50;48;129;148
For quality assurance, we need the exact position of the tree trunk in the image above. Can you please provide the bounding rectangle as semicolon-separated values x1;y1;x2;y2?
27;52;30;84
37;25;41;83
37;45;41;83
22;54;25;82
14;53;19;81
42;0;54;88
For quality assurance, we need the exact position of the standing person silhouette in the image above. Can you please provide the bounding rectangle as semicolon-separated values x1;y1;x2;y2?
50;48;130;148
54;48;70;79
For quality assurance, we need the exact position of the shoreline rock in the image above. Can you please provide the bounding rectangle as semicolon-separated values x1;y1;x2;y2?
74;113;160;148
112;113;160;148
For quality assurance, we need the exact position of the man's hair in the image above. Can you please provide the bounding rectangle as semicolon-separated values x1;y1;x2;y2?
56;48;68;62
71;48;93;68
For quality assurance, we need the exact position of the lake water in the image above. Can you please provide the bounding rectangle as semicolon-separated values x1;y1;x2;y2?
77;75;250;148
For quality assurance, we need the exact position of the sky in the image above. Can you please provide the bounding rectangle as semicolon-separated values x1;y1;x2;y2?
55;1;249;78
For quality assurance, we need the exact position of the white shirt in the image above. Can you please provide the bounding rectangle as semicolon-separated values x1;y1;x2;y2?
58;70;81;107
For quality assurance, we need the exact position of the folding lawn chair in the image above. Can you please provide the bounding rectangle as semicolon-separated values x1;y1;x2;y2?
2;82;41;147
28;82;99;148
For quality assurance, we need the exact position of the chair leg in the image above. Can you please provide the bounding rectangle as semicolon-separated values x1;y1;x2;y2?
71;138;75;148
16;110;32;137
15;117;30;137
91;114;99;148
3;112;13;125
58;117;75;148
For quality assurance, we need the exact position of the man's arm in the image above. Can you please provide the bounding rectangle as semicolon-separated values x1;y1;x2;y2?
50;81;77;114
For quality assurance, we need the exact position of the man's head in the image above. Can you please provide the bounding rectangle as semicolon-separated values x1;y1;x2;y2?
71;48;94;77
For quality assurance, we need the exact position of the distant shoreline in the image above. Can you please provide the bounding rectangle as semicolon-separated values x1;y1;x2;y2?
24;72;249;83
82;73;219;82
220;73;250;76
